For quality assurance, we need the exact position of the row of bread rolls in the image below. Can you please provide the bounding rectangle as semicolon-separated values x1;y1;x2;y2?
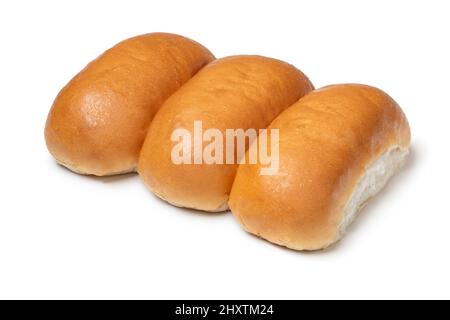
45;33;410;251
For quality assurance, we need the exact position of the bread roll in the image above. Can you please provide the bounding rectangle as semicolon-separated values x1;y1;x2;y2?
138;55;314;212
229;84;411;251
45;33;214;176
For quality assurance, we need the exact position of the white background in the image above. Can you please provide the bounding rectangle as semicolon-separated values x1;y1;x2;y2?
0;0;449;299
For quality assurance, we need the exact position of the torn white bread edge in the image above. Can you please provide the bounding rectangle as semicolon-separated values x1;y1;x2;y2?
337;145;410;240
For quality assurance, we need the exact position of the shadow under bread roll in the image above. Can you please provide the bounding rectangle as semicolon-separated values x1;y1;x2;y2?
229;84;411;251
45;33;214;176
138;55;314;212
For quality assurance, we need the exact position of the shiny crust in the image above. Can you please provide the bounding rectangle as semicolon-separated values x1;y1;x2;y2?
138;55;314;211
228;84;411;250
45;33;214;176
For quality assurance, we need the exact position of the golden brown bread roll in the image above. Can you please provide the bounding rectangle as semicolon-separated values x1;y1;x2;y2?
45;33;214;176
138;55;314;212
229;84;411;251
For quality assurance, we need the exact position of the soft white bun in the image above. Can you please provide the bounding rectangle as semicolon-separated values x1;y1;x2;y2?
138;55;314;212
45;33;214;176
229;84;411;251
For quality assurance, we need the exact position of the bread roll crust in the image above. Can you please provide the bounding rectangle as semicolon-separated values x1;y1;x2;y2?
138;55;314;211
45;33;214;176
229;84;411;251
